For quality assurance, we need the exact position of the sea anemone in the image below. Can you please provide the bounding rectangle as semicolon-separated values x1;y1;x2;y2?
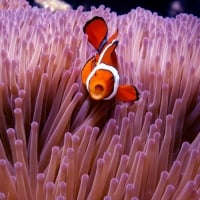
0;1;200;199
0;0;30;9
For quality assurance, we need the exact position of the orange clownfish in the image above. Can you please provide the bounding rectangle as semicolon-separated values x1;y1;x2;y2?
82;16;139;102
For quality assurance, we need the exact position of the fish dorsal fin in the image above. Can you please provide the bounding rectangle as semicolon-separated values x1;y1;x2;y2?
81;56;96;85
83;16;108;52
98;40;118;67
116;85;139;102
107;30;118;44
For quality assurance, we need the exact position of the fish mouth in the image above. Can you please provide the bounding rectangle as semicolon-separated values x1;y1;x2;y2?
90;83;107;100
95;84;104;94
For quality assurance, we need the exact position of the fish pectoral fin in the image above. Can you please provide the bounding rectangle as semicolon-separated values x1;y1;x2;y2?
81;56;96;85
116;85;139;102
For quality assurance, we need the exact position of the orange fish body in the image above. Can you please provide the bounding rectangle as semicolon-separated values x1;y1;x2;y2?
82;16;139;102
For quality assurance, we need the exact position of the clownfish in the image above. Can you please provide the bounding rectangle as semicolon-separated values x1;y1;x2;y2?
82;16;139;102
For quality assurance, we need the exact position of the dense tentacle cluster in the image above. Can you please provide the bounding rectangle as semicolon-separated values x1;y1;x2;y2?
0;0;29;9
0;2;200;200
